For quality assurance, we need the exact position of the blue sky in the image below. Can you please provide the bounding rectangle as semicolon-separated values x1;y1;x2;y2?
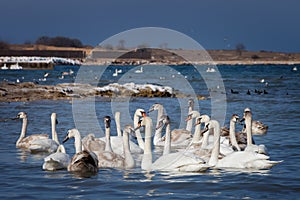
0;0;299;52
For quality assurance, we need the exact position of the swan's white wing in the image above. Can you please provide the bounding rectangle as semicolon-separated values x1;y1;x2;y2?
29;139;58;153
100;136;143;154
43;152;70;171
245;144;268;155
216;151;281;169
152;152;208;172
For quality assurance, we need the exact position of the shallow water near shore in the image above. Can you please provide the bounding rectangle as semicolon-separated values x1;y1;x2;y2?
0;64;299;199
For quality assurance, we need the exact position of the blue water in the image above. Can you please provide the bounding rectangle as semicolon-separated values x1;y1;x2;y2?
0;64;299;199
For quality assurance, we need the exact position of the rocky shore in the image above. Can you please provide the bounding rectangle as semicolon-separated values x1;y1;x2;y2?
0;82;205;102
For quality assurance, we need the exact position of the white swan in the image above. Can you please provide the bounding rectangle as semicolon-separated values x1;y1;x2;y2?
28;113;59;153
42;113;70;171
149;103;194;147
140;116;209;172
222;114;268;136
115;111;122;137
112;69;118;77
95;117;136;169
82;112;121;152
15;112;49;149
188;98;194;113
227;114;241;151
99;111;143;154
133;108;146;150
148;103;166;146
155;115;171;155
42;144;70;171
184;110;200;132
242;108;268;155
82;133;105;152
63;128;98;174
205;120;282;170
134;66;143;73
188;114;237;156
16;112;59;153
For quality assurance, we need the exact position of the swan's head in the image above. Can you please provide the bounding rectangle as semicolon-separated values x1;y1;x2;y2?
51;113;58;124
16;112;27;119
148;103;162;113
207;120;220;131
135;108;145;117
140;116;152;127
244;107;251;112
185;110;200;121
104;116;111;128
243;108;252;120
123;125;136;136
231;114;240;123
51;113;56;119
200;115;210;124
156;115;170;130
63;128;80;143
188;99;194;108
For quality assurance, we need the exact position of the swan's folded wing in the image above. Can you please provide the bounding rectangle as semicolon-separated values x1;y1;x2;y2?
152;152;206;172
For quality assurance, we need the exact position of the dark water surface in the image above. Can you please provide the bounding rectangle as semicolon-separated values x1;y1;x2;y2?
0;65;299;199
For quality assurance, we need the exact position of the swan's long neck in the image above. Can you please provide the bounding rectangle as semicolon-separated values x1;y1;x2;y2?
245;114;253;145
163;123;171;155
141;117;153;171
16;117;27;146
156;106;164;125
57;144;66;153
201;124;210;148
229;120;240;151
105;127;113;152
134;114;145;150
186;111;200;132
74;131;82;153
186;118;193;132
51;114;59;144
188;105;193;114
208;120;220;167
153;106;164;145
115;112;122;137
123;130;135;169
192;123;202;143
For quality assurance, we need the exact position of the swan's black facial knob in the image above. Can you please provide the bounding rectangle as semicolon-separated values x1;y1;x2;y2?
104;116;111;128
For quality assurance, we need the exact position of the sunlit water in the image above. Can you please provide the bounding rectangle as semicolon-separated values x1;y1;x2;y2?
0;65;299;199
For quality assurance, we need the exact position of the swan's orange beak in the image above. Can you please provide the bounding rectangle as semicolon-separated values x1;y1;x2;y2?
141;112;147;118
194;118;201;126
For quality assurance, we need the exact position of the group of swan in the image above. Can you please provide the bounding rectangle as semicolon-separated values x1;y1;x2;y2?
14;103;281;175
14;112;69;171
138;111;281;171
15;109;145;174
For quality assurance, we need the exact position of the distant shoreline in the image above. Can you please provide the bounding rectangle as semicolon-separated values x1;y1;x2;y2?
1;45;300;68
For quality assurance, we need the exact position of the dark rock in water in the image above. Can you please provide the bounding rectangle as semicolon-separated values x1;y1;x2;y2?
0;81;206;102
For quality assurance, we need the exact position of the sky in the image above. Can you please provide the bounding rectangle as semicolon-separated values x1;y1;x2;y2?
0;0;299;52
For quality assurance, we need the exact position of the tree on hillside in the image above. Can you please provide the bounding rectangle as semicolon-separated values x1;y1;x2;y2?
35;36;83;48
159;42;168;49
235;43;246;56
117;39;126;50
36;36;52;46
